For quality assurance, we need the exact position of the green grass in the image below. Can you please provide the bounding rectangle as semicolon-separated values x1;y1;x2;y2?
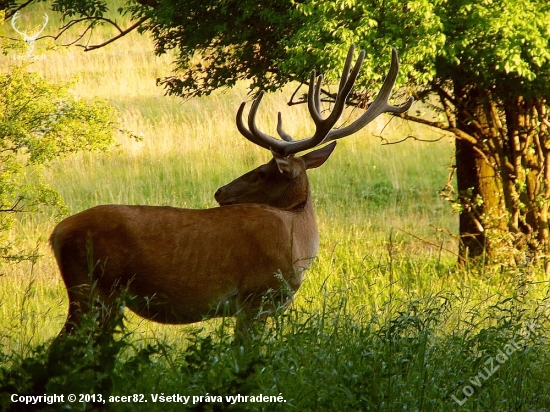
1;4;550;411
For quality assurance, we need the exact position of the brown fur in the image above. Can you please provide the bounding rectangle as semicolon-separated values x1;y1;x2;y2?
50;143;336;337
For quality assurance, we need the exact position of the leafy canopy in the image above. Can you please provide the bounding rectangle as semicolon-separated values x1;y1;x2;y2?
4;0;550;263
1;0;549;99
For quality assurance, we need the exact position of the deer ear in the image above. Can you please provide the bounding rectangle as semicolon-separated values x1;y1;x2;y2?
273;156;300;178
301;142;337;170
273;152;300;177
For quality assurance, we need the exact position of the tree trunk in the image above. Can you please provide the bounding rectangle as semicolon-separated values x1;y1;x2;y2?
455;137;483;258
455;138;506;261
453;85;508;262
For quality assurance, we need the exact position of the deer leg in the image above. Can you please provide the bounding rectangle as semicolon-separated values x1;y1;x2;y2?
233;292;268;343
233;289;293;343
60;282;93;334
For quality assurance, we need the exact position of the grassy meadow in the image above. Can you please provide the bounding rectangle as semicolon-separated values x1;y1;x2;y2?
1;5;550;411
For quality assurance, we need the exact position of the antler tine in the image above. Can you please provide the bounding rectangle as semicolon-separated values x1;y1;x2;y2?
300;46;366;151
307;70;323;124
313;73;323;119
247;91;288;147
337;44;357;99
322;48;414;143
277;67;327;145
324;46;365;126
11;12;25;37
236;99;269;149
236;92;283;150
277;113;294;142
306;46;359;128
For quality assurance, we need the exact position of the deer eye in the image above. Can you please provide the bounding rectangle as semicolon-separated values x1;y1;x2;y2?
256;171;267;181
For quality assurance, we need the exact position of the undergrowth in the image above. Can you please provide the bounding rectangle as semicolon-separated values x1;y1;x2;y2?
1;261;549;412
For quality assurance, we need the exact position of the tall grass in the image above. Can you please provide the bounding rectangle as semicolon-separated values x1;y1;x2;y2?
1;4;550;411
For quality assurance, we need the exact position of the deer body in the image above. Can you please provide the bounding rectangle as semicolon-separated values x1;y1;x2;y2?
51;204;313;325
51;148;331;334
51;45;413;337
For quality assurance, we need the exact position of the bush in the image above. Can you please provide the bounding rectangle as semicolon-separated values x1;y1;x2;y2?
0;59;120;265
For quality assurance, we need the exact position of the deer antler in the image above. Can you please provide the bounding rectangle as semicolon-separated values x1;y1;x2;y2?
11;12;49;43
236;45;414;157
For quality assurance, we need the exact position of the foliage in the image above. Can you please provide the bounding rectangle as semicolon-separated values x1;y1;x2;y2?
253;0;550;265
429;0;550;264
0;296;153;412
137;0;304;98
2;0;445;98
0;59;119;264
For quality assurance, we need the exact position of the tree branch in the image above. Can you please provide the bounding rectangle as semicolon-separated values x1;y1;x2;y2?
0;198;25;213
398;228;461;259
287;80;337;107
82;17;149;51
399;113;448;130
39;16;149;51
377;133;446;145
5;1;35;19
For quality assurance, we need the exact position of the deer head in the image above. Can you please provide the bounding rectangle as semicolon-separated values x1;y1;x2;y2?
215;143;337;208
216;45;412;210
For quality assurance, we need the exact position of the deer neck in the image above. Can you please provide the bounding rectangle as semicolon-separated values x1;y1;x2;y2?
286;182;319;288
287;179;319;244
279;175;312;211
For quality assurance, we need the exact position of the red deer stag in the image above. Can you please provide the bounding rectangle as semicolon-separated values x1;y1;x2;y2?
50;45;413;339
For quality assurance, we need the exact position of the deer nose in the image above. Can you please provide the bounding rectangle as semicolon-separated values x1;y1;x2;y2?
214;188;222;200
